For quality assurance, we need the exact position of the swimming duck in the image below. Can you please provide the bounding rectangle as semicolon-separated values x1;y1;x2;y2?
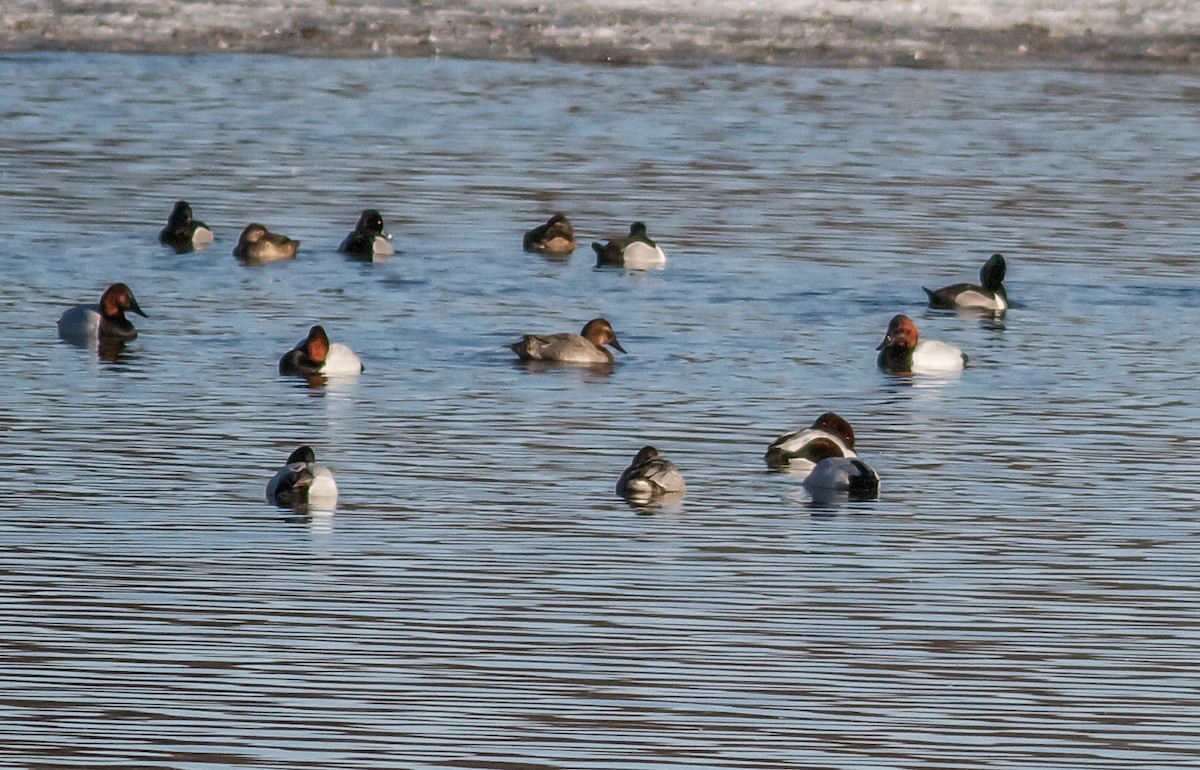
923;253;1008;311
803;456;880;502
592;222;667;268
279;325;364;377
616;446;686;500
523;213;578;255
509;317;626;364
266;445;338;508
233;223;299;263
57;283;147;343
765;412;858;472
339;209;394;259
877;314;967;375
159;200;214;253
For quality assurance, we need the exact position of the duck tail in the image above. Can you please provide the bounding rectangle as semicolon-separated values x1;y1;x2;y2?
847;460;880;499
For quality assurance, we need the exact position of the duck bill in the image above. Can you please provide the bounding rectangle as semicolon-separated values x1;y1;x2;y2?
610;338;627;354
875;335;889;351
129;298;148;318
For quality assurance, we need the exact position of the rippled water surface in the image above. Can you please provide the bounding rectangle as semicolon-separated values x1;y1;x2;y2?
2;53;1200;767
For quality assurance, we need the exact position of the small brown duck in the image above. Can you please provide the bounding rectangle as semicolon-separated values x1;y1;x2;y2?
523;213;577;255
233;223;299;263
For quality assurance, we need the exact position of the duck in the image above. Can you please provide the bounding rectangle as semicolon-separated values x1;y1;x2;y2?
765;412;858;472
876;314;967;375
57;283;147;343
339;209;394;259
923;253;1008;311
279;325;364;377
592;222;667;268
233;223;299;263
266;445;338;509
523;213;578;255
616;446;686;500
509;317;626;364
159;200;214;252
803;456;880;502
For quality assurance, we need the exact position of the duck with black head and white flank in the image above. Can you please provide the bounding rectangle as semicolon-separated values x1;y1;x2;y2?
765;412;859;474
266;445;338;510
159;200;214;253
616;446;686;501
57;282;148;345
523;213;578;256
876;314;967;375
234;223;299;263
592;222;666;269
509;317;626;365
923;253;1008;311
279;325;364;378
339;209;394;260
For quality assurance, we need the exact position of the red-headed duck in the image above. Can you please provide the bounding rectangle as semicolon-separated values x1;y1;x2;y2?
266;445;338;509
280;321;364;376
159;200;214;253
523;213;578;255
923;253;1008;311
592;221;667;269
509;317;626;364
877;314;967;375
57;283;147;343
339;209;394;260
616;446;686;500
765;412;858;472
234;223;299;263
279;325;364;377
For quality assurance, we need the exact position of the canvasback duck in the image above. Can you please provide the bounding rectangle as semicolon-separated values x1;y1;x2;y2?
616;446;686;500
592;222;667;269
803;456;880;502
266;445;338;509
234;223;299;263
279;325;364;377
159;200;214;253
877;314;967;375
339;209;394;259
523;213;578;255
923;253;1008;311
509;317;626;364
57;283;147;343
765;412;858;472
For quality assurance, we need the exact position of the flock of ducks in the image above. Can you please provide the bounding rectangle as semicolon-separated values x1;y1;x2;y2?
58;201;1011;510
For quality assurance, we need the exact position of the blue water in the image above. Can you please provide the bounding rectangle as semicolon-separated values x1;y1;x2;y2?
1;53;1199;767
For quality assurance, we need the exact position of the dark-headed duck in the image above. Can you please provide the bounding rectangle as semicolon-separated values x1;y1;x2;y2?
339;209;394;260
266;445;338;509
159;200;214;253
592;221;667;269
923;253;1008;311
